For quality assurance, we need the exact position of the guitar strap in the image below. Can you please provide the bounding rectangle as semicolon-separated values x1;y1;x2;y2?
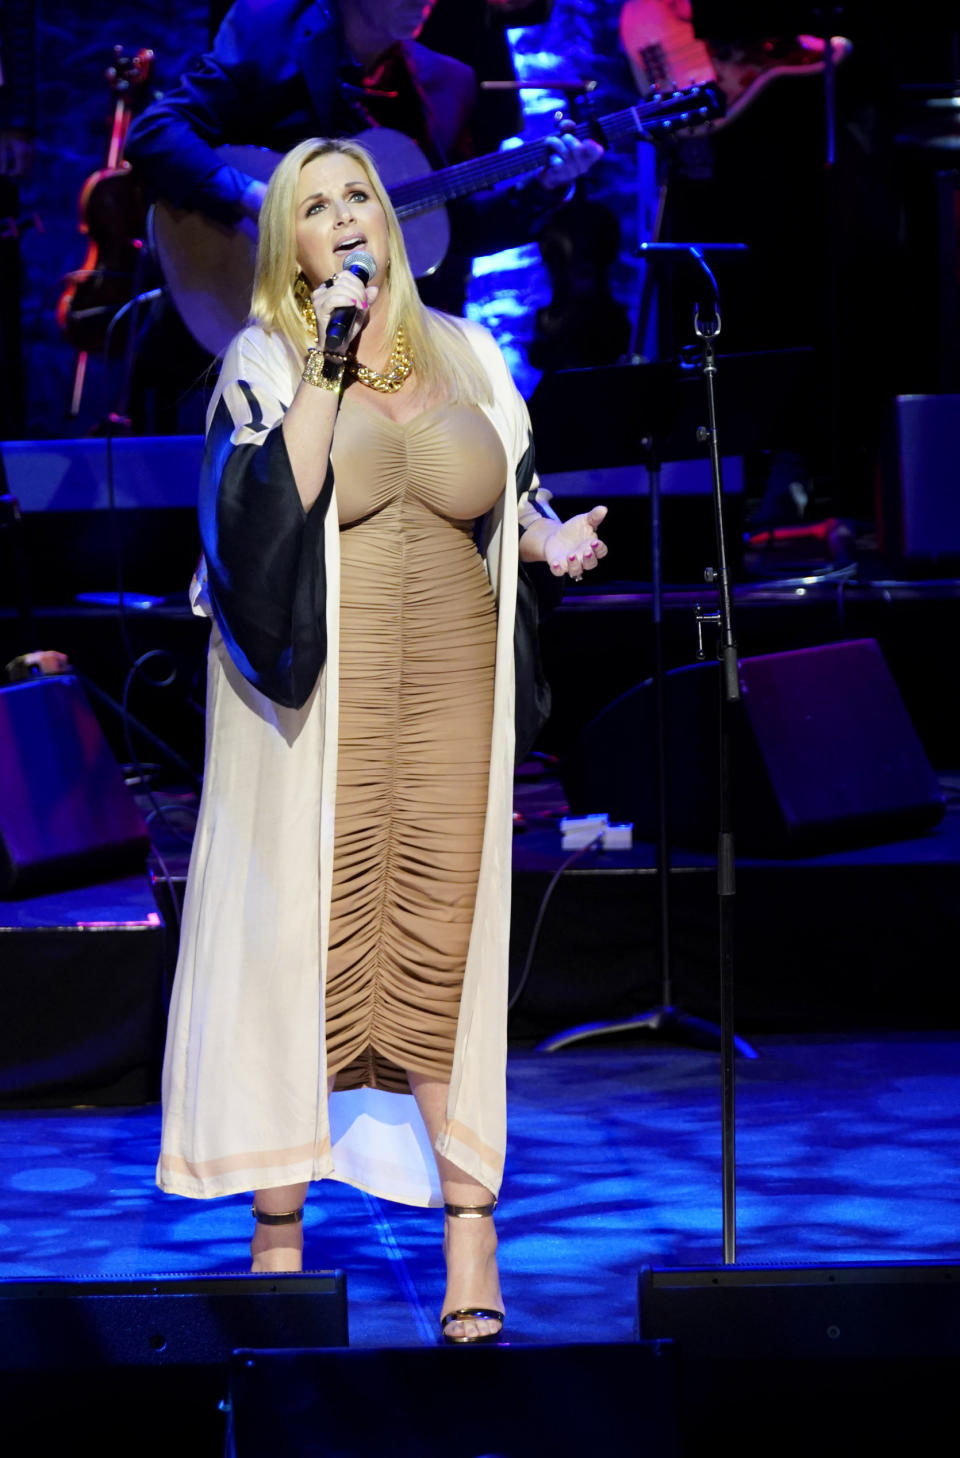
337;44;437;159
401;42;476;166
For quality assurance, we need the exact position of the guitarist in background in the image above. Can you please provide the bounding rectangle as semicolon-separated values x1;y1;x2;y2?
125;0;602;319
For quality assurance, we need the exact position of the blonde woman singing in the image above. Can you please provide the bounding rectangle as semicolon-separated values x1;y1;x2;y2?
159;136;608;1344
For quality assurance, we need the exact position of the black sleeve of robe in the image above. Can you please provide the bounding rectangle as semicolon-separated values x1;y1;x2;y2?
198;392;333;709
514;432;565;764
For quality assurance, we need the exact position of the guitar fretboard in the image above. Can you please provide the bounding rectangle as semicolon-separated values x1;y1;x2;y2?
387;84;721;219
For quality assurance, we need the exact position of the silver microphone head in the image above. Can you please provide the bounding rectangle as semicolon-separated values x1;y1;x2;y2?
343;248;377;284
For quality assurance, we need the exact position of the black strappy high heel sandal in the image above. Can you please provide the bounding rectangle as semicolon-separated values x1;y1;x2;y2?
440;1199;505;1345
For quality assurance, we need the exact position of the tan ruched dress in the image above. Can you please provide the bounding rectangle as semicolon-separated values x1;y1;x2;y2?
326;391;507;1094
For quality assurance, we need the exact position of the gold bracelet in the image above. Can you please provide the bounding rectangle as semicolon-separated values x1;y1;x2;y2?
302;347;345;393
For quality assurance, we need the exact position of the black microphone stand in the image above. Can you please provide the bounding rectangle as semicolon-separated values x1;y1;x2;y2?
685;245;742;1262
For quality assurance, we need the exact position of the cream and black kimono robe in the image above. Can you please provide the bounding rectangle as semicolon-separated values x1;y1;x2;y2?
158;315;558;1205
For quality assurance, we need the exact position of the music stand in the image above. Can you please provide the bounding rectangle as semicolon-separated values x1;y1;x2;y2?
535;361;698;1054
532;255;756;1058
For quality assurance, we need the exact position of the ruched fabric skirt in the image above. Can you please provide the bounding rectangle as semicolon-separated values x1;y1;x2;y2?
325;491;498;1094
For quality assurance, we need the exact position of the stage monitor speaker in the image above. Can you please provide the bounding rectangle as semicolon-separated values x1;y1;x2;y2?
638;1261;960;1457
0;1271;348;1371
0;673;149;896
561;638;944;855
226;1342;678;1458
878;393;960;563
0;1272;348;1454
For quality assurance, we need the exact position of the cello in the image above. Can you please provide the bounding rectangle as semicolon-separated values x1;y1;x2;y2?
56;46;154;417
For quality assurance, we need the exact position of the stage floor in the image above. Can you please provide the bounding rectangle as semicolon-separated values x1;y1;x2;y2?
2;1033;958;1348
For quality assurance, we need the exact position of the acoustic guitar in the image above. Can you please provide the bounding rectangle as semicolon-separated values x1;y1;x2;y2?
149;82;724;356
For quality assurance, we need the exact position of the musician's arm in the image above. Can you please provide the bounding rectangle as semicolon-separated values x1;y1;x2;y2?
445;178;566;259
125;50;261;223
126;0;296;224
446;133;602;259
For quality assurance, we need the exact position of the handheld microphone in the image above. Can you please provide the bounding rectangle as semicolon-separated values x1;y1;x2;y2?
325;249;377;352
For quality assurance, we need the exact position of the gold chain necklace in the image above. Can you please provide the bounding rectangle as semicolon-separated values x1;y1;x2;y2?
345;325;413;394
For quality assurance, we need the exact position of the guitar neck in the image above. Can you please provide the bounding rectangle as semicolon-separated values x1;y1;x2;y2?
388;88;718;219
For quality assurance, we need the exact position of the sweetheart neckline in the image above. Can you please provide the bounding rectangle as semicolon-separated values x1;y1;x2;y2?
342;392;464;429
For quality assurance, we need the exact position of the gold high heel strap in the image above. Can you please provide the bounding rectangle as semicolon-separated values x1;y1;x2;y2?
443;1198;497;1219
251;1203;304;1226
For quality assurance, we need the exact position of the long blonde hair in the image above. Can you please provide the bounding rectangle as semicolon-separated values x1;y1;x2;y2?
250;137;491;405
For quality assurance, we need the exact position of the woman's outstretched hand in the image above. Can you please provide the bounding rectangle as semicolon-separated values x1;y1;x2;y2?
541;504;609;581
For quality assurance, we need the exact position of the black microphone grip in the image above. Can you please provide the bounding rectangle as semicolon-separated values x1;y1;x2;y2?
324;248;377;353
